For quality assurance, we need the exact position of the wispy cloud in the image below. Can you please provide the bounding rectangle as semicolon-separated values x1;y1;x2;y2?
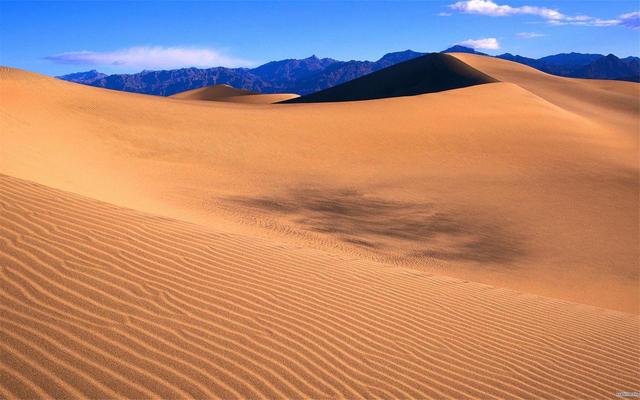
563;11;640;28
516;32;546;39
45;46;254;69
457;37;500;50
619;11;640;28
449;0;639;29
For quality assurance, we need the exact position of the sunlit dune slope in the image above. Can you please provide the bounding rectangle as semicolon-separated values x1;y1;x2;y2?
0;62;638;313
451;53;640;139
1;174;638;399
171;83;255;99
170;83;299;103
282;52;497;103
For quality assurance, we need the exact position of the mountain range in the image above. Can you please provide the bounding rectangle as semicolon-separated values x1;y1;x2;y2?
59;46;640;96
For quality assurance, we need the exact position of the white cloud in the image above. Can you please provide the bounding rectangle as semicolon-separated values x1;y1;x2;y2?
450;0;563;19
449;0;639;29
457;37;501;50
516;32;546;39
45;46;254;69
559;11;640;29
437;12;453;16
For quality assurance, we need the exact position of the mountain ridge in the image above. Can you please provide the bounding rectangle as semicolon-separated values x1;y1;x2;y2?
58;47;640;96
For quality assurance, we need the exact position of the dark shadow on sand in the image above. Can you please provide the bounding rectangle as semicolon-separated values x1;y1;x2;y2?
227;188;524;264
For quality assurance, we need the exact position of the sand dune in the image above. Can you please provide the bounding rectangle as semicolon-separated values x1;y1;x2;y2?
171;84;256;99
171;84;299;104
0;54;639;397
282;53;497;103
1;63;637;312
1;173;638;398
451;53;640;138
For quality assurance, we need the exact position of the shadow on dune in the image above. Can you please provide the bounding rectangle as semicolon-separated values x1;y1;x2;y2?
227;188;523;264
280;53;498;103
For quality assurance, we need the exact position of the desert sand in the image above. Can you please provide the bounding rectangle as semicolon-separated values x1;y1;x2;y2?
171;84;299;104
0;53;639;398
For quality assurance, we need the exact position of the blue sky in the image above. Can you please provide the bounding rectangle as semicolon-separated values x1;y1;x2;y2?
1;1;638;76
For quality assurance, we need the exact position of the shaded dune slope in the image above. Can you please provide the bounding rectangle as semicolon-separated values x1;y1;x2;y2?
1;174;638;399
170;84;299;104
281;53;498;103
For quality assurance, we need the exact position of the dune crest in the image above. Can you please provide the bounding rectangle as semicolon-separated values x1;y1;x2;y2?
171;84;299;104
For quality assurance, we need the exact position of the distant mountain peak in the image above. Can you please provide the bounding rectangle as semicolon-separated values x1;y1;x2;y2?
376;50;424;65
58;69;107;84
538;52;603;66
388;49;417;55
495;53;540;67
442;45;487;55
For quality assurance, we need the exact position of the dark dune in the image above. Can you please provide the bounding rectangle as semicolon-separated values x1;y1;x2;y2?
280;53;499;103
